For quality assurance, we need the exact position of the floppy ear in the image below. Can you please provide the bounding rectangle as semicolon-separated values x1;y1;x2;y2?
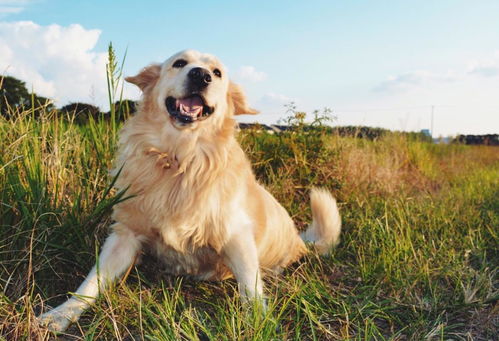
125;64;161;91
227;81;259;115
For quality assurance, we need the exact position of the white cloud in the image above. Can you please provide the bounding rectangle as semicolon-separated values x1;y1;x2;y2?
0;0;35;3
258;92;292;105
0;6;22;13
375;51;499;94
467;51;499;77
0;21;136;109
0;0;36;16
236;65;267;82
374;70;457;93
469;66;499;77
236;91;295;124
342;53;499;136
247;92;293;123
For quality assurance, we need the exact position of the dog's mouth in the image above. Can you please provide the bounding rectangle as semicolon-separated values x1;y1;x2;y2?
165;95;214;124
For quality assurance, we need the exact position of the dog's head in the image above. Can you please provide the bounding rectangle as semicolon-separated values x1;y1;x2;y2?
126;50;258;131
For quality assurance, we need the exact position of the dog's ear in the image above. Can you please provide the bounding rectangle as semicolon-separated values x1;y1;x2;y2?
227;81;259;115
125;64;161;91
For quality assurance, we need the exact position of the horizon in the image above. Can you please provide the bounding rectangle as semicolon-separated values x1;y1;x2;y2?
1;0;498;137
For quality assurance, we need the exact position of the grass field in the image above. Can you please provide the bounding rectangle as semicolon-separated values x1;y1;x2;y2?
0;106;498;340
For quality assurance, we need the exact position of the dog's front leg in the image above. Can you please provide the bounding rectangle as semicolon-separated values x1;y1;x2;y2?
38;227;142;332
222;228;264;305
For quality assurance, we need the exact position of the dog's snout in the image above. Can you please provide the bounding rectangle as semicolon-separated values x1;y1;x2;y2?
188;67;212;89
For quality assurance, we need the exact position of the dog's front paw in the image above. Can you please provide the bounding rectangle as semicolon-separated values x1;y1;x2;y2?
37;308;72;332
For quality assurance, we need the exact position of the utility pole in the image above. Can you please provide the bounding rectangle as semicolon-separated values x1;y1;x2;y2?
431;105;434;138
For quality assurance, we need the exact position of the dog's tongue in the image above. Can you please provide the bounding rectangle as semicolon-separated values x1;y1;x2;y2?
177;96;203;117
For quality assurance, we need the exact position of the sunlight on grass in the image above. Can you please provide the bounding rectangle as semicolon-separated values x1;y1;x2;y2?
0;60;498;340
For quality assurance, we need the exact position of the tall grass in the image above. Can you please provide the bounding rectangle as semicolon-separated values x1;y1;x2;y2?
0;78;498;340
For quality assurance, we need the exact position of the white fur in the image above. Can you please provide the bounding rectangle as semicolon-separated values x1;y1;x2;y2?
301;188;342;254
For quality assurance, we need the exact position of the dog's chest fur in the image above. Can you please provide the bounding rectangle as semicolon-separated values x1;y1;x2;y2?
110;117;250;278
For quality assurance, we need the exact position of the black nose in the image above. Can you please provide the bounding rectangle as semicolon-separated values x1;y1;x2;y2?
188;67;212;89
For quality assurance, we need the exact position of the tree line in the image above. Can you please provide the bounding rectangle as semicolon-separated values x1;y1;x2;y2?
0;75;136;123
453;134;499;146
2;75;497;145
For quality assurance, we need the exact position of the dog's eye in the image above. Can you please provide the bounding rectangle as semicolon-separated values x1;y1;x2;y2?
172;59;188;68
213;69;222;78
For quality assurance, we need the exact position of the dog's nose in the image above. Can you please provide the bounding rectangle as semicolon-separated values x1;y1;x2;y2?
188;67;212;89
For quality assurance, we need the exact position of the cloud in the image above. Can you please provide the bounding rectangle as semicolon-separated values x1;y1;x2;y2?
258;92;292;106
235;91;295;125
0;0;36;16
467;52;499;77
469;66;499;77
375;51;499;94
350;52;499;136
235;65;267;82
0;21;135;109
0;6;22;13
374;70;457;93
250;92;295;123
0;0;35;3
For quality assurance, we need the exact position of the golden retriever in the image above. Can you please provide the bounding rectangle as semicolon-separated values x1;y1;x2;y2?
39;49;341;331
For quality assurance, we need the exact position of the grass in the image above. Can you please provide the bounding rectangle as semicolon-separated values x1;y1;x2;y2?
0;104;498;340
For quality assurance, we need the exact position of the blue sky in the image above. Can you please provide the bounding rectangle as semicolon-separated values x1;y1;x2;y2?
1;0;499;136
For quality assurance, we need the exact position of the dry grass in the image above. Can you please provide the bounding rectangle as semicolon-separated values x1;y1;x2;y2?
0;107;498;340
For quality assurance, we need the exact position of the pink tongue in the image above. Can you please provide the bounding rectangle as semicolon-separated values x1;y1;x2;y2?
177;96;203;113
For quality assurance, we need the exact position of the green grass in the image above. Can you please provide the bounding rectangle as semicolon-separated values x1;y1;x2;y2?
0;106;498;340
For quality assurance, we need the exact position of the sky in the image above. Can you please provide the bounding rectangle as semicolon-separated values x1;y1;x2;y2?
1;0;498;136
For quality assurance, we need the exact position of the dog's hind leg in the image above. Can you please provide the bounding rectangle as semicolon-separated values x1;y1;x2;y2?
38;225;142;332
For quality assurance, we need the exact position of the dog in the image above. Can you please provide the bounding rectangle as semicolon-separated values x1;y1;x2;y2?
38;49;341;332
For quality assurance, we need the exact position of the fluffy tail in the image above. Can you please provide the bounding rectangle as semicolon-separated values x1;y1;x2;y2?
300;188;342;254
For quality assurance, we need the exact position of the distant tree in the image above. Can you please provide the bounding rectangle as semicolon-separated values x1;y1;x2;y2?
0;76;29;113
109;99;137;121
453;134;499;146
0;75;54;117
60;102;101;124
32;95;55;114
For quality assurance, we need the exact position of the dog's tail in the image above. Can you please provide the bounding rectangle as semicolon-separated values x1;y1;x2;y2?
300;188;342;255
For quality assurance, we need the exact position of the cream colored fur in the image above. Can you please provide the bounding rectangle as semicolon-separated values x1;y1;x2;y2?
38;50;341;332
